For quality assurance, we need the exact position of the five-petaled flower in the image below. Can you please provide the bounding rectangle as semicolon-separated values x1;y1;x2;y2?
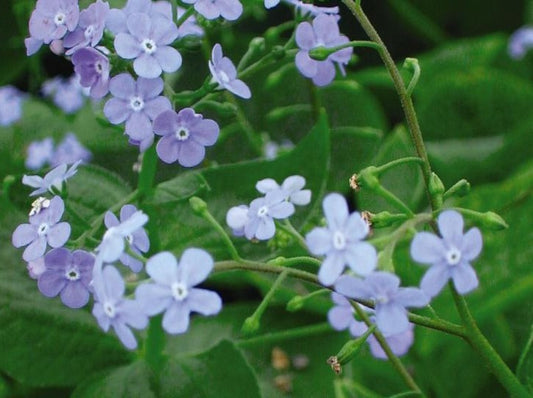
12;196;71;261
255;175;311;206
135;249;222;334
209;44;251;99
71;47;110;99
410;210;483;298
306;193;376;286
182;0;243;21
22;161;81;196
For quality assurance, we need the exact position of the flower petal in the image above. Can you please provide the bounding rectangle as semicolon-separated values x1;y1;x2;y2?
322;193;348;230
162;301;190;334
60;281;90;308
438;210;464;247
153;46;182;73
146;252;178;285
376;303;408;335
344;242;377;276
136;283;172;315
451;263;479;295
394;288;429;308
187;288;222;315
318;252;345;286
38;270;66;297
134;54;162;79
47;222;71;248
306;227;333;255
461;227;482;261
420;264;450;298
23;236;47;261
177;248;213;287
410;232;445;265
12;224;38;247
114;33;141;59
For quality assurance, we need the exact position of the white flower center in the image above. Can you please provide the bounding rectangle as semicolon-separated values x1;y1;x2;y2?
54;12;66;26
129;96;144;112
141;39;157;54
37;223;50;236
104;301;116;318
375;293;389;304
446;247;462;266
84;25;95;38
218;70;230;84
175;127;190;141
65;267;80;281
257;205;269;218
332;230;346;250
171;282;188;301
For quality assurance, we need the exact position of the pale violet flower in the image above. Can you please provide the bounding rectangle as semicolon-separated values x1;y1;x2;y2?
256;175;311;206
0;86;26;126
265;0;339;17
92;264;149;349
508;26;533;60
209;44;251;99
27;256;47;279
97;208;149;263
114;12;181;78
51;133;92;166
135;249;222;334
22;161;81;196
63;0;110;55
335;272;429;336
104;205;150;272
12;196;71;261
244;190;295;240
26;137;54;170
106;0;173;35
42;75;88;114
182;0;242;21
295;14;352;86
306;193;376;286
226;205;249;237
71;47;110;99
410;210;482;298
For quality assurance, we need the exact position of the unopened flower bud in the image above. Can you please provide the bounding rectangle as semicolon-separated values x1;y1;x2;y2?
271;45;286;60
429;172;445;208
189;196;208;215
308;46;330;61
444;179;471;200
358;166;380;190
286;295;305;312
242;316;260;335
371;211;408;228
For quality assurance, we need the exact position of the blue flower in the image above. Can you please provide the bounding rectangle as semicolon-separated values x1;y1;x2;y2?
106;0;173;35
306;193;376;286
255;175;311;206
22;161;80;196
226;204;249;237
208;44;251;99
104;204;150;272
42;75;87;114
334;272;428;336
508;26;533;60
71;47;110;99
0;85;26;126
12;196;71;261
92;264;148;349
244;190;295;240
51;133;92;166
63;0;110;55
26;137;55;170
410;210;482;297
182;0;243;21
135;249;222;334
97;208;149;263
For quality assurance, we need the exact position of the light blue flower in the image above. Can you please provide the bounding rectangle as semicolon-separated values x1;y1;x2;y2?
26;137;55;170
244;190;295;240
410;210;482;297
255;175;311;206
22;161;81;196
508;26;533;60
306;193;376;286
208;44;251;99
135;249;222;334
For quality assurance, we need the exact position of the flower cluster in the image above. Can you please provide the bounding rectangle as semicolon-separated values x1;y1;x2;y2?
0;85;26;126
226;175;311;241
26;134;92;170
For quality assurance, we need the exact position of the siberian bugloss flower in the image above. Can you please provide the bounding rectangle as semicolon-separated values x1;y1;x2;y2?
51;133;92;166
38;248;94;308
0;86;26;126
106;0;172;35
136;249;222;334
27;257;46;279
42;75;87;114
335;272;429;336
114;12;181;78
72;47;110;99
26;138;54;170
153;108;219;167
92;264;148;349
306;193;376;286
104;205;150;272
22;161;80;196
97;208;149;263
295;14;352;87
209;44;251;99
508;26;533;60
104;73;171;150
63;0;110;54
182;0;242;21
244;190;295;240
225;205;249;237
367;323;414;360
410;210;482;298
12;196;71;261
255;175;311;206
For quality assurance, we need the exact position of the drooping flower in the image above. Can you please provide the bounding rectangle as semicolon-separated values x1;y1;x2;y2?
27;0;80;53
295;14;352;86
153;108;219;167
104;205;150;272
305;193;376;286
51;133;92;166
244;190;295;240
42;75;87;114
208;44;251;99
22;161;80;196
327;292;414;359
63;0;110;54
97;208;149;263
12;196;71;261
71;47;110;99
0;85;26;126
38;247;94;308
508;26;533;60
334;272;429;336
104;73;171;149
114;12;181;78
255;175;311;206
135;249;222;334
92;264;149;349
106;0;173;35
410;210;482;298
226;205;249;237
182;0;242;21
26;137;55;170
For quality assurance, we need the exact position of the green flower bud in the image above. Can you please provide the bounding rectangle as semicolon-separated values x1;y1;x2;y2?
286;295;305;312
358;166;380;190
271;45;286;60
241;316;260;335
308;46;330;61
189;196;208;215
429;172;445;208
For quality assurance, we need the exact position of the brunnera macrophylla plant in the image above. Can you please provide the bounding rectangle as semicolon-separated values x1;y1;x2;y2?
1;0;531;397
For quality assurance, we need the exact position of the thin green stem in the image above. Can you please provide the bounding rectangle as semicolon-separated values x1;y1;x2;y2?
237;322;332;348
176;6;194;27
224;92;263;156
403;58;421;96
269;256;321;268
308;40;382;60
341;0;437;211
451;285;530;397
138;145;158;200
375;156;425;175
352;303;424;395
65;203;91;229
277;219;308;250
373;184;414;216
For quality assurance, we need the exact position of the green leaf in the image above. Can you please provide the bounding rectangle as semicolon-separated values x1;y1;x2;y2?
72;361;155;398
146;171;209;205
160;340;260;398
